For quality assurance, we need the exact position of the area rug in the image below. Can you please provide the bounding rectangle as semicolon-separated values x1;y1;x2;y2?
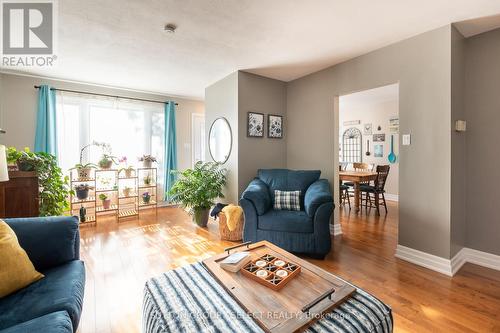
143;263;393;333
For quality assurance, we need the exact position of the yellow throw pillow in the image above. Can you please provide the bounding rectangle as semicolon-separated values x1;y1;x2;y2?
0;220;44;298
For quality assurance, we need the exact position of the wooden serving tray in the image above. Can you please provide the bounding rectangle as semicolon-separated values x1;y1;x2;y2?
203;241;356;333
241;253;301;290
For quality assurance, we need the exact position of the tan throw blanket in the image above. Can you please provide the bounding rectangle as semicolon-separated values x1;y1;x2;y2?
222;204;242;232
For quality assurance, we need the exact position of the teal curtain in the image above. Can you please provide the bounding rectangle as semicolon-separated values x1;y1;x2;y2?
34;85;58;156
164;101;177;202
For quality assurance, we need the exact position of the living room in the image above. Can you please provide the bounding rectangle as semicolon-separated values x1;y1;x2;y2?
1;2;500;333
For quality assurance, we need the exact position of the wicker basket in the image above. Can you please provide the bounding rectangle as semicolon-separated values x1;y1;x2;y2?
218;212;244;241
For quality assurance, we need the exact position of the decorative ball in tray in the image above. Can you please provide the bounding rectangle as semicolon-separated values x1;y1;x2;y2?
241;254;301;290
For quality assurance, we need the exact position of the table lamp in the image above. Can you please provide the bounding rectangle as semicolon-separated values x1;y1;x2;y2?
0;145;9;182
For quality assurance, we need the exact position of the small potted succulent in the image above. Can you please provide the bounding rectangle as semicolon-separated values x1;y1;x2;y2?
143;174;152;185
98;154;117;169
75;184;92;200
122;186;133;197
139;155;156;168
142;191;151;204
99;193;111;210
71;163;98;180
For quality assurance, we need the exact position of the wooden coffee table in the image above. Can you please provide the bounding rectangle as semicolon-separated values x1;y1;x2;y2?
203;241;355;333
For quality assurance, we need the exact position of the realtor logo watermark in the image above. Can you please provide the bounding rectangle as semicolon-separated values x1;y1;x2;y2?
1;0;57;66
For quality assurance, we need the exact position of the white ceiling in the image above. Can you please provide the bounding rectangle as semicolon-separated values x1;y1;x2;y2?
340;84;399;109
3;0;500;99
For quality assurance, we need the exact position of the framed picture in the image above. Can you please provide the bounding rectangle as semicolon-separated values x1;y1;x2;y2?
373;134;385;142
268;114;283;138
374;144;384;157
363;123;372;135
247;112;264;137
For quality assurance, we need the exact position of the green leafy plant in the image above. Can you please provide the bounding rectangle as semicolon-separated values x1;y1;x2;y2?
7;147;71;216
98;154;117;169
168;161;227;211
98;193;108;201
70;163;98;170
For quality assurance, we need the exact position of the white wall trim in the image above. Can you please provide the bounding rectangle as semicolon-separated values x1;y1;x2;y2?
395;245;454;276
459;248;500;271
384;193;399;202
330;223;343;236
396;245;500;276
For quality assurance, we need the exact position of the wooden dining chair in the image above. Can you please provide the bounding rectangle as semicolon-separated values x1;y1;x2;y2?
338;165;351;209
345;162;375;189
360;165;390;215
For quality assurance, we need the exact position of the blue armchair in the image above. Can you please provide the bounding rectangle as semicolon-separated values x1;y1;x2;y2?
240;169;334;258
0;216;85;333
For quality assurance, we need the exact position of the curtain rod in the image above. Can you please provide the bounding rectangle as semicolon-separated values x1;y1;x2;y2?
33;85;178;106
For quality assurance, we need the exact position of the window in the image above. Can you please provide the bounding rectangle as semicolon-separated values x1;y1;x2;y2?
56;92;165;200
341;127;362;163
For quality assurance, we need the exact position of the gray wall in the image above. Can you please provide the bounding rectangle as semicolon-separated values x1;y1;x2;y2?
0;73;204;171
286;26;454;258
238;72;286;194
450;26;467;257
205;72;239;203
464;28;500;256
205;71;286;203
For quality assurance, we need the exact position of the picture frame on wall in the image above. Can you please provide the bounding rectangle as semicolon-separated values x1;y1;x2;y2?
374;144;384;157
373;133;386;142
247;112;264;137
363;123;372;135
268;114;283;138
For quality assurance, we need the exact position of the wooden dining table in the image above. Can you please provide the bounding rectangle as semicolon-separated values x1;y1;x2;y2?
339;171;378;213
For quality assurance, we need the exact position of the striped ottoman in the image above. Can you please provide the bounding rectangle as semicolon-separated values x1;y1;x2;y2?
143;263;393;333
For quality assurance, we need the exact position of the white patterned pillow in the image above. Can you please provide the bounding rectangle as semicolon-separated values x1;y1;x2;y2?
273;190;301;211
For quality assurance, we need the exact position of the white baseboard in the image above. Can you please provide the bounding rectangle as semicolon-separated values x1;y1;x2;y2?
384;194;398;202
458;248;500;271
396;245;500;276
395;245;454;276
329;223;343;236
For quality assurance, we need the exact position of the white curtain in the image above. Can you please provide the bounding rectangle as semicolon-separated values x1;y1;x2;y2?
56;92;165;201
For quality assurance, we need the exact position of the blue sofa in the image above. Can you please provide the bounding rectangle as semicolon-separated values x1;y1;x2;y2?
240;169;334;258
0;216;85;333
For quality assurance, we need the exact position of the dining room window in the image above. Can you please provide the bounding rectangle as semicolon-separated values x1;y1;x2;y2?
342;127;362;163
55;91;165;199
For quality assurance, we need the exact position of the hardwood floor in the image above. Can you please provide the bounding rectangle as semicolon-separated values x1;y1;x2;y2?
78;203;500;333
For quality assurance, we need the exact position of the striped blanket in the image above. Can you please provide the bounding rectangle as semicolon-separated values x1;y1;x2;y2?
143;263;393;333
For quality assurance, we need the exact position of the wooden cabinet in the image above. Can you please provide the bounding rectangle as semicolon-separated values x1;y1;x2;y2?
0;171;39;218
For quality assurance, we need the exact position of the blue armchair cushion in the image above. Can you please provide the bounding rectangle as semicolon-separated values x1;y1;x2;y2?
0;260;85;332
258;210;313;233
0;311;72;333
5;216;80;271
241;178;271;215
257;169;321;208
304;179;334;217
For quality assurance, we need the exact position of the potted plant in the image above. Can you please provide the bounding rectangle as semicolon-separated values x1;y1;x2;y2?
139;155;156;168
99;193;111;210
98;154;117;169
142;191;151;204
169;161;227;227
120;166;135;178
7;147;71;216
75;184;92;200
143;174;152;185
123;186;133;197
70;163;98;180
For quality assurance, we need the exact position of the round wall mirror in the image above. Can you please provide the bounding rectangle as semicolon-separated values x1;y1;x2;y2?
209;117;232;164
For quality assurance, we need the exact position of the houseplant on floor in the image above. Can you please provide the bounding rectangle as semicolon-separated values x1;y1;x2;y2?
168;161;226;227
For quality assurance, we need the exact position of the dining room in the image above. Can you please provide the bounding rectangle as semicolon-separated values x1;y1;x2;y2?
338;84;399;217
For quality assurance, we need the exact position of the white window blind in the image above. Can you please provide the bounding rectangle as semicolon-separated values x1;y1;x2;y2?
55;92;165;200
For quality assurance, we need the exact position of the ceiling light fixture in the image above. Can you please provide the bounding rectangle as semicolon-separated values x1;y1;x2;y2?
164;23;177;33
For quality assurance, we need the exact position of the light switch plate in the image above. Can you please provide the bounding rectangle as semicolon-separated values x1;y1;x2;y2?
402;134;411;146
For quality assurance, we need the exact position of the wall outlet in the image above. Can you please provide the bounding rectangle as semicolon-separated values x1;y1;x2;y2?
402;134;411;146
